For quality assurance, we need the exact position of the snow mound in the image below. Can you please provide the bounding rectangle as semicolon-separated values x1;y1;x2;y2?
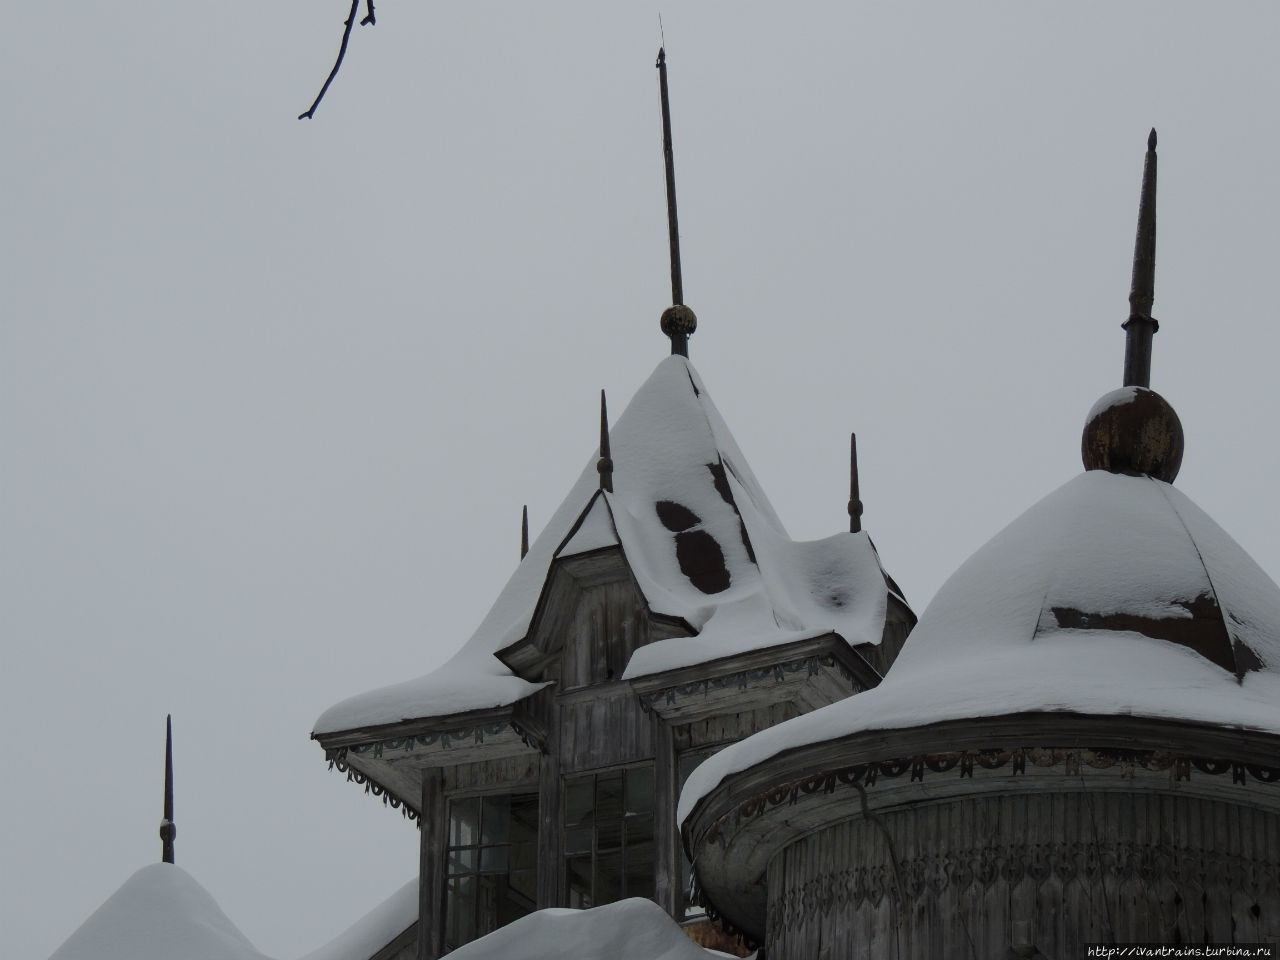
316;357;899;735
51;863;273;960
298;877;416;960
446;899;730;960
680;470;1280;824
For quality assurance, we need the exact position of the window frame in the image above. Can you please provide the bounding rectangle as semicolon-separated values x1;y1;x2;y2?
561;763;656;909
443;789;539;951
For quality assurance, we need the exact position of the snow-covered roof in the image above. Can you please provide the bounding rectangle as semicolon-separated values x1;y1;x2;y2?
51;863;273;960
315;356;900;736
298;878;416;960
445;898;732;960
680;469;1280;824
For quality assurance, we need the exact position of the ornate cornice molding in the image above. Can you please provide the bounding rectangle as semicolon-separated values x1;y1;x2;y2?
639;652;856;711
702;746;1280;851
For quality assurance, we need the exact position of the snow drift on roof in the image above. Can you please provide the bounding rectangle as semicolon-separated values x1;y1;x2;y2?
298;877;416;960
680;470;1280;824
445;898;730;960
51;863;273;960
315;356;899;735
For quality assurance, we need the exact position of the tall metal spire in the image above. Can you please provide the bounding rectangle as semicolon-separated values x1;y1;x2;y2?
656;47;697;357
520;505;529;560
160;715;176;864
848;433;863;533
1122;129;1159;388
597;390;613;493
1082;128;1183;485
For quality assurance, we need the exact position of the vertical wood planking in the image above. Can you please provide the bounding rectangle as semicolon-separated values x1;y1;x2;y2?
537;705;562;909
418;770;446;960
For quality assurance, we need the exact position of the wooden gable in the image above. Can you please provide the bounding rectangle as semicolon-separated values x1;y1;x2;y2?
495;546;690;687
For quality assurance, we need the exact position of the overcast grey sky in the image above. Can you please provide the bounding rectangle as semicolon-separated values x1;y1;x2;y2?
5;4;1280;958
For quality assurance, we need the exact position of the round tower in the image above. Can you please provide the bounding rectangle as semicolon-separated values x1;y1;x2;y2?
681;133;1280;958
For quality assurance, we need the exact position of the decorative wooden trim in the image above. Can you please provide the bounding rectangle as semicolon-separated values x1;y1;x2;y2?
314;704;537;751
701;746;1280;853
684;713;1280;940
630;633;879;722
323;752;420;822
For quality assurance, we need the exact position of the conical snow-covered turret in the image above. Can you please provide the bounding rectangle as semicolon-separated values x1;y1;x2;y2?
51;864;273;960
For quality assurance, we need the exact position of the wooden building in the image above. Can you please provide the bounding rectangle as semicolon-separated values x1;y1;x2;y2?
310;48;914;959
682;133;1280;958
311;349;914;957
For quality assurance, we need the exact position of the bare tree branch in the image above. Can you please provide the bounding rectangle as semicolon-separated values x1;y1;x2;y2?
298;0;376;120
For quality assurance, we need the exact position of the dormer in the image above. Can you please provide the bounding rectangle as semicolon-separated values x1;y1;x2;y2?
496;494;692;689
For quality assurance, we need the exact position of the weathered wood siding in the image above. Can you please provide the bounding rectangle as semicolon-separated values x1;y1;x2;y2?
443;756;539;796
766;791;1280;959
558;686;655;774
557;578;649;688
673;701;800;752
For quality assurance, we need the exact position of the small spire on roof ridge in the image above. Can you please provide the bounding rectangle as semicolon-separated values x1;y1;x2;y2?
848;433;863;533
597;390;613;493
1122;127;1159;388
160;714;175;864
521;505;529;560
656;46;697;358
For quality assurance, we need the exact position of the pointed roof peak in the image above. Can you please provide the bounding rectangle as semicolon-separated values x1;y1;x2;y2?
160;714;175;864
597;389;613;493
848;433;863;533
656;45;697;357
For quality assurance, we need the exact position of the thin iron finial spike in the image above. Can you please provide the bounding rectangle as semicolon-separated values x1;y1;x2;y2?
520;505;529;561
656;47;697;357
160;715;175;864
657;47;683;308
1122;128;1159;388
848;433;863;533
597;390;613;493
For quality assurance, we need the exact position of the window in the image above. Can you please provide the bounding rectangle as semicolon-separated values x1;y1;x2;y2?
445;792;538;950
677;750;714;918
563;766;654;908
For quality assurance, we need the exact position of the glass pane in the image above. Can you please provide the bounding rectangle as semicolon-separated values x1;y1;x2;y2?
624;766;654;816
596;849;623;905
447;874;476;947
624;820;654;899
509;868;537;905
511;839;536;872
510;794;539;841
481;795;510;845
596;773;623;850
479;845;509;873
564;777;594;828
495;873;534;927
450;797;480;848
476;874;500;935
565;825;592;856
565;855;593;908
448;847;476;875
